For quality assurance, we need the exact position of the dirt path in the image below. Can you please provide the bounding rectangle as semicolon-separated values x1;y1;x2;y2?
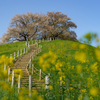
12;44;37;69
11;44;45;90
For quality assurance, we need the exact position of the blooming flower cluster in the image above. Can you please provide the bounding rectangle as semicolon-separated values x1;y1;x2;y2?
38;41;100;100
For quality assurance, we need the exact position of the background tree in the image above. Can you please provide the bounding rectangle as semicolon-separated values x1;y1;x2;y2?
0;12;41;44
0;11;78;44
38;12;77;40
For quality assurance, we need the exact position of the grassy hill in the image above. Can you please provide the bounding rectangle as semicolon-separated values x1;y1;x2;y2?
34;39;97;71
0;39;100;100
0;40;35;57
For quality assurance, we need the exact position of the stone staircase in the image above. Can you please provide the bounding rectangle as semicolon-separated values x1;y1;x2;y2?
10;44;45;91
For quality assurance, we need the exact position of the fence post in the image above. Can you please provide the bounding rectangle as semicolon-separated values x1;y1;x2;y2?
30;59;31;68
39;40;41;43
26;42;27;46
36;42;38;47
26;64;29;75
20;49;22;56
8;68;10;82
45;75;49;89
18;75;21;93
35;50;36;55
39;45;40;48
26;47;28;53
42;39;44;42
30;59;32;68
37;49;38;54
32;53;34;59
39;48;40;53
41;46;42;52
12;71;14;87
14;52;16;60
32;64;34;75
4;65;6;70
31;55;33;60
17;51;19;57
37;43;38;47
39;69;42;80
24;48;25;54
33;51;35;56
50;37;51;41
10;54;12;58
29;75;32;97
28;43;30;50
35;40;36;44
35;50;36;56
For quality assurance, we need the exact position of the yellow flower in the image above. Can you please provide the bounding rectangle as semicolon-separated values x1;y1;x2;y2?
90;96;93;100
49;85;53;90
96;45;100;49
57;49;60;54
78;94;83;100
95;49;100;61
65;98;70;100
44;61;50;68
39;56;44;65
4;57;9;65
74;51;86;63
3;70;8;78
76;64;82;74
0;55;5;64
90;87;99;96
87;78;93;85
2;83;9;90
42;65;47;72
67;89;69;92
55;63;61;70
18;96;24;100
71;65;74;69
79;44;87;50
96;38;99;42
91;62;98;74
51;67;55;71
60;76;62;81
39;51;57;71
37;95;44;100
69;87;73;90
48;47;51;51
9;57;14;63
42;53;48;58
71;43;78;49
81;89;87;93
60;42;64;47
25;97;31;100
52;45;55;49
2;96;8;100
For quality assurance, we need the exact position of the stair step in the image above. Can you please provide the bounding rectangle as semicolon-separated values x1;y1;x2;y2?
11;67;27;69
12;44;44;91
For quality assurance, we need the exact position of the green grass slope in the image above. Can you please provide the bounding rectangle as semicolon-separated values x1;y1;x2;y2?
32;39;100;99
0;39;100;100
33;39;97;71
0;40;35;57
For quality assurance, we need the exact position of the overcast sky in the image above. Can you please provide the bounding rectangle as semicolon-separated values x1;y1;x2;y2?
0;0;100;47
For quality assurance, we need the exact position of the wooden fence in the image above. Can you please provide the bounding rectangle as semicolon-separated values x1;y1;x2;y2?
6;38;53;96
